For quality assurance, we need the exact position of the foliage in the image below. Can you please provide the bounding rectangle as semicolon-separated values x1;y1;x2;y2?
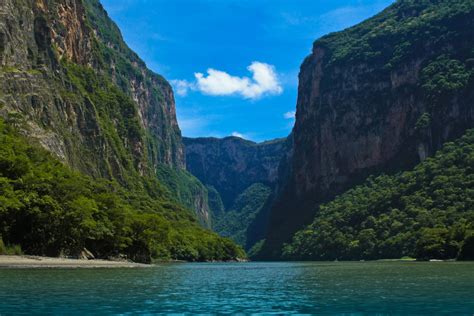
421;56;471;100
247;239;265;258
458;232;474;260
214;184;271;246
81;0;182;172
82;0;146;70
415;112;432;130
206;185;225;217
317;0;474;67
62;61;145;181
156;165;211;227
283;130;474;261
0;118;245;262
0;238;23;256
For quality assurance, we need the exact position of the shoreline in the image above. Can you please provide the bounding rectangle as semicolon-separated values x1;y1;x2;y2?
0;255;249;268
0;255;150;268
1;255;461;268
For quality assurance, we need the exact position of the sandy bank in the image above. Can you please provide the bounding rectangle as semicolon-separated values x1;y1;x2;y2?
0;255;150;268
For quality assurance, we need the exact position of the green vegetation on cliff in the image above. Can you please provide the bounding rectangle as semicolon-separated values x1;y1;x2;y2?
156;165;211;228
83;0;184;169
318;0;474;68
283;130;474;261
214;183;272;246
59;61;147;184
0;118;244;263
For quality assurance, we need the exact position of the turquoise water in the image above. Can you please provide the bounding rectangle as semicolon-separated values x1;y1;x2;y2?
0;261;473;314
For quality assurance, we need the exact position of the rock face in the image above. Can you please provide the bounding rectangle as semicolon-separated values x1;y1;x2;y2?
183;136;287;247
261;0;474;258
0;0;183;184
0;0;213;224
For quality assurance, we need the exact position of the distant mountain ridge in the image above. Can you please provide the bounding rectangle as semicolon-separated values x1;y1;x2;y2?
184;136;286;207
183;136;287;248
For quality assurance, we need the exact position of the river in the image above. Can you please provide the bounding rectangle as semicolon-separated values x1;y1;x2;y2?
0;261;473;314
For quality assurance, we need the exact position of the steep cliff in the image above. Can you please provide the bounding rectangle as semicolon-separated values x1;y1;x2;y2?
156;165;212;228
0;0;182;183
183;136;286;247
0;0;243;261
261;0;474;258
0;0;213;224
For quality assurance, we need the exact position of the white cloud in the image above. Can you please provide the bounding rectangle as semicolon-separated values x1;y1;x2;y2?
172;62;283;100
170;79;195;96
284;111;296;119
231;131;245;138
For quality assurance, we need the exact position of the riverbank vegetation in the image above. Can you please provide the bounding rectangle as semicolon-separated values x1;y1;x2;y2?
0;118;245;263
283;130;474;261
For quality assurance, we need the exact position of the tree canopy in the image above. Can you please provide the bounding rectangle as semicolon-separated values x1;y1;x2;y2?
0;118;245;263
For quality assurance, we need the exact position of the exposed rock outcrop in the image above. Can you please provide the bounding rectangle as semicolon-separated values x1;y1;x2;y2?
0;0;183;184
0;0;220;226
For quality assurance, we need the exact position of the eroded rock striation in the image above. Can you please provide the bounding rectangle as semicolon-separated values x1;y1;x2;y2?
0;0;182;179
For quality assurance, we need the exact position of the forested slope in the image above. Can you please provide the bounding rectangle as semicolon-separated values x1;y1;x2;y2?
0;117;244;262
283;130;474;261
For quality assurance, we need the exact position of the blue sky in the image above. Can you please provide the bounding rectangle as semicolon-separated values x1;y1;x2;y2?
101;0;394;142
